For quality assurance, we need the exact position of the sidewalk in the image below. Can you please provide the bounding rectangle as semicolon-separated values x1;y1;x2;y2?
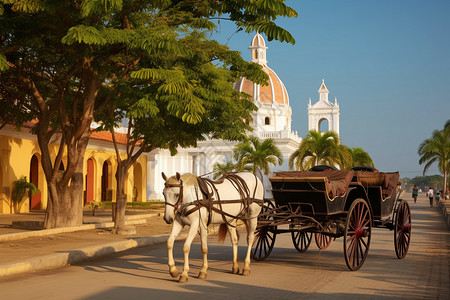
0;208;186;278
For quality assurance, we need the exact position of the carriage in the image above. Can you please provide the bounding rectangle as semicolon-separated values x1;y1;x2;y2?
251;166;412;271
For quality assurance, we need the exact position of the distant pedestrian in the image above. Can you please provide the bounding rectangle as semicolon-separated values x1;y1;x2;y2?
412;185;419;203
426;188;434;207
436;191;440;204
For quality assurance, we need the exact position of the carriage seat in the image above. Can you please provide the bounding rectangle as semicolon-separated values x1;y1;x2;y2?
354;171;399;198
272;170;355;199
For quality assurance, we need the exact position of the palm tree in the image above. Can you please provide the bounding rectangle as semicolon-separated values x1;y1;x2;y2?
233;136;284;175
212;161;253;179
418;121;450;198
346;147;375;168
289;130;348;171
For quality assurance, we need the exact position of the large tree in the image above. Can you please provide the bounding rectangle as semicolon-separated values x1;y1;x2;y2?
0;0;297;228
289;130;349;171
418;120;450;197
233;136;284;176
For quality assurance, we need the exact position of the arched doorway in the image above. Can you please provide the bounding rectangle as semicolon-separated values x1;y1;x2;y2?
29;155;41;210
133;163;143;202
319;118;329;133
85;159;94;204
101;161;110;202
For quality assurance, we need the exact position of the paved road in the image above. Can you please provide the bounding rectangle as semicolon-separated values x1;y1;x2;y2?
0;196;448;299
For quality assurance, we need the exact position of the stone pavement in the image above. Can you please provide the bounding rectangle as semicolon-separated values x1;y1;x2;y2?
0;208;189;278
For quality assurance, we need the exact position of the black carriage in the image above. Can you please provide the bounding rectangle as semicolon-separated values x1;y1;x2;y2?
251;166;411;271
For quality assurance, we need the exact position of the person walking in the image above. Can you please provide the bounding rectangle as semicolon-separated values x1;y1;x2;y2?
412;185;419;203
435;190;440;205
427;187;434;207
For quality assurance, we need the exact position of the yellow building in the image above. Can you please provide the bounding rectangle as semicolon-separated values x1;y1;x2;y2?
0;122;147;214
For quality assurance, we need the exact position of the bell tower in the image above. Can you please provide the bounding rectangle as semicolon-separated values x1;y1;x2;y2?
308;80;340;135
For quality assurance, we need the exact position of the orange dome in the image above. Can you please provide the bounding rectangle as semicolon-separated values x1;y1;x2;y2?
235;33;289;105
234;67;289;105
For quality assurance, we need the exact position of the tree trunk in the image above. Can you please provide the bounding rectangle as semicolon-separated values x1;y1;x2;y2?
444;171;448;200
44;175;83;228
114;162;128;231
43;133;90;229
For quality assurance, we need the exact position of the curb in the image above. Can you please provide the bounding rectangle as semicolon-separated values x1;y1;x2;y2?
0;214;219;278
0;234;178;278
0;213;160;242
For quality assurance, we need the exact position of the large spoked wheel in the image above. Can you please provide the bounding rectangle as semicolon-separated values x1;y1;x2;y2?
291;231;312;252
251;200;277;261
315;223;332;250
394;200;411;259
343;199;372;271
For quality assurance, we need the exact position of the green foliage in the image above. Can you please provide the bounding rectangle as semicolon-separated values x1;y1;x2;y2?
81;0;123;17
402;175;444;191
11;176;39;204
345;146;375;168
418;120;450;194
0;53;8;71
289;130;374;171
234;136;283;175
1;0;45;13
289;130;345;171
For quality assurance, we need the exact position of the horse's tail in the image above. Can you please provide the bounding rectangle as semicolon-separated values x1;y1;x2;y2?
218;223;228;243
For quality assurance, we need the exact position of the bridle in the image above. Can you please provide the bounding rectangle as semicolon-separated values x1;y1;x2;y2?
164;180;184;210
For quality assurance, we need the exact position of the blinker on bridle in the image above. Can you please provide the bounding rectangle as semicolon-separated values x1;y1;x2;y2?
164;179;183;210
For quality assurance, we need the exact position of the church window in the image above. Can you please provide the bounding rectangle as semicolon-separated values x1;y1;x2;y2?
265;117;270;125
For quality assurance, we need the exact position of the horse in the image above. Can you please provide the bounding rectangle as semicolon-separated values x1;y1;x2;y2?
161;171;264;283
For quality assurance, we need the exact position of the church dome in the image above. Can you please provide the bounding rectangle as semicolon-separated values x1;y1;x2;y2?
234;33;289;105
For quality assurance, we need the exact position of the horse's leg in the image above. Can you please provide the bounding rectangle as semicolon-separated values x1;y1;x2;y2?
197;222;208;279
179;218;199;283
242;217;257;276
228;223;240;274
167;220;183;278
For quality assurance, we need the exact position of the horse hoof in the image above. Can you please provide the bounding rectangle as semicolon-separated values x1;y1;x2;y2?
169;269;179;278
198;271;207;280
178;275;189;283
232;268;240;274
242;269;250;276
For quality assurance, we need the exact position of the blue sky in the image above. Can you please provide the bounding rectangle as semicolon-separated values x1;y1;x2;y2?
212;0;450;178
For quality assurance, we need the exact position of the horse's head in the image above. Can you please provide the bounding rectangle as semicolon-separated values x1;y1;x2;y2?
162;172;199;224
162;172;183;224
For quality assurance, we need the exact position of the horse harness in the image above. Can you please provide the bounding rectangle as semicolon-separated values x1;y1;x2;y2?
164;173;263;227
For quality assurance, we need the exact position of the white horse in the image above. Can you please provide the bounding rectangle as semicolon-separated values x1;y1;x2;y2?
162;172;264;283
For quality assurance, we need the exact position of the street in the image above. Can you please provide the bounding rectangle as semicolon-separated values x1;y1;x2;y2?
0;196;448;299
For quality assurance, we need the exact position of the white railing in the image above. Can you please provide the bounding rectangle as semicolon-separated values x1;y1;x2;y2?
256;130;301;143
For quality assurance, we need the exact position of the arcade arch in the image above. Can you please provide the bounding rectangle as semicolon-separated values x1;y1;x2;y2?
133;163;143;202
101;160;113;202
85;158;95;204
29;154;42;210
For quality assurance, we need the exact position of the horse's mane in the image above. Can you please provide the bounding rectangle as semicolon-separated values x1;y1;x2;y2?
167;173;198;187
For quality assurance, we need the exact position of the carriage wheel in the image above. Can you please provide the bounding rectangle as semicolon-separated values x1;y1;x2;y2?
315;223;332;250
343;198;372;271
291;231;312;253
251;200;277;261
394;200;411;259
